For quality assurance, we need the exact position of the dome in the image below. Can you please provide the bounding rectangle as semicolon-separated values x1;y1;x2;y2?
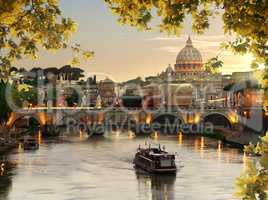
176;37;202;65
166;64;174;73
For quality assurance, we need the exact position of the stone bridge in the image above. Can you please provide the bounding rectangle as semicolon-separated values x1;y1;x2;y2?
7;107;238;134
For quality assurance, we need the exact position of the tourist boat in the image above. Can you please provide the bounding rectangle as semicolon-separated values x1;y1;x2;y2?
133;144;177;174
23;137;39;150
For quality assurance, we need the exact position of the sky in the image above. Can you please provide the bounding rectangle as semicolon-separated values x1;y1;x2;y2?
17;0;254;82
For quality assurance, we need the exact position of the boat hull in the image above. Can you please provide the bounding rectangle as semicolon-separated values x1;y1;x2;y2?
134;159;177;174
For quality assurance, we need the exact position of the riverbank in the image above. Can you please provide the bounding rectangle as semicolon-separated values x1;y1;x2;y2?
0;142;17;156
0;128;31;156
195;129;262;149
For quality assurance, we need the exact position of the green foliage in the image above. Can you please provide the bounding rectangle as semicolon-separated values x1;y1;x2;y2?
0;80;21;124
0;0;93;78
19;86;38;106
65;89;80;107
204;57;223;74
235;133;268;200
105;0;268;67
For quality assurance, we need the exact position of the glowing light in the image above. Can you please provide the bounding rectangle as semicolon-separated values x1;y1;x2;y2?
194;138;199;151
1;163;5;176
18;142;23;152
164;184;168;200
38;112;47;126
38;130;42;145
243;152;248;171
115;130;120;138
79;130;84;140
200;137;204;158
187;113;194;124
96;95;102;109
145;113;152;124
229;112;238;124
128;131;135;139
98;113;104;124
194;114;200;124
153;131;158;140
217;140;222;162
79;130;88;141
6;112;16;127
178;131;183;145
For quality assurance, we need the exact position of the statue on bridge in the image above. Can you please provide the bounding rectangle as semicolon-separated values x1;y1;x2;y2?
95;95;102;109
81;93;87;107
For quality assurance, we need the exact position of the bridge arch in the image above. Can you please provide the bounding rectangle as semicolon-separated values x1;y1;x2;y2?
10;114;41;129
54;110;93;126
152;113;185;124
151;113;185;134
104;110;130;128
202;112;233;130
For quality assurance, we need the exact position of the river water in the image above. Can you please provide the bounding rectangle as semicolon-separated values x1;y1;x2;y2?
0;132;245;200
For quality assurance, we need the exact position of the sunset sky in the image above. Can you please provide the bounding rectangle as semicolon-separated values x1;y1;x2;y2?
17;0;254;82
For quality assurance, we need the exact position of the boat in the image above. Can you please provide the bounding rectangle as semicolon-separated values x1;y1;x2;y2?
133;144;177;174
23;137;39;150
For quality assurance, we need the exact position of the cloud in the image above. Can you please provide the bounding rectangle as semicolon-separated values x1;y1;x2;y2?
147;34;227;42
151;34;231;56
149;33;253;74
156;46;180;54
155;42;221;55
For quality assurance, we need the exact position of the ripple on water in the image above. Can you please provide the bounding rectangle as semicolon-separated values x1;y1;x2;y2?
3;134;244;200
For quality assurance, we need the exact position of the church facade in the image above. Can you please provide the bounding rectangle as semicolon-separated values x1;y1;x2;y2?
157;37;227;108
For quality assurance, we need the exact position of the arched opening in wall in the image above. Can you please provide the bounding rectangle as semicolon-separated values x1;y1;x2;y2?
54;115;88;136
203;114;232;130
104;111;128;130
152;114;183;134
12;116;41;132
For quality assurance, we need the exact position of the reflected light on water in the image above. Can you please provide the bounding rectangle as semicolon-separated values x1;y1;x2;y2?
243;152;248;171
18;143;23;152
3;135;244;200
38;130;42;145
128;131;135;139
1;163;5;176
116;130;120;138
79;130;88;141
217;140;222;162
153;132;158;140
178;132;183;146
79;130;83;140
200;137;205;158
16;143;24;168
194;138;199;152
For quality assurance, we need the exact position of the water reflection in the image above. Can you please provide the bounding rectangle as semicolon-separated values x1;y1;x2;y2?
217;140;222;162
178;132;183;146
136;169;176;200
0;133;245;200
38;130;43;145
0;160;15;200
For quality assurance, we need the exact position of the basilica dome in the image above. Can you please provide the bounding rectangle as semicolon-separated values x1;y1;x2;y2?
175;37;203;72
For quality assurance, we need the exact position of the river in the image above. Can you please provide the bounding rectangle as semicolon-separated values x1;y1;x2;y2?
0;131;245;200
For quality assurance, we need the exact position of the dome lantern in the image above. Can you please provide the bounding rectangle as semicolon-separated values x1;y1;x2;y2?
186;36;193;47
